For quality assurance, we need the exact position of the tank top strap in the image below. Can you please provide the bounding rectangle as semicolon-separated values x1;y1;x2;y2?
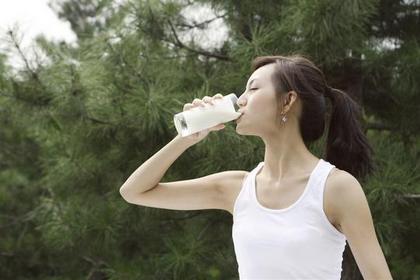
307;159;336;210
233;162;264;217
243;162;264;194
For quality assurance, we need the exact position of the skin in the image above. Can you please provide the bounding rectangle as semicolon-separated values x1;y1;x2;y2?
236;63;319;182
234;63;393;280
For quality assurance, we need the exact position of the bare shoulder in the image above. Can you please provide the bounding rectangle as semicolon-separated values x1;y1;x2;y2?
324;168;363;227
216;170;249;215
326;168;362;192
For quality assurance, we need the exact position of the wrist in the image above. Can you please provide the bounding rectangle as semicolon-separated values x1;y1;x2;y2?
172;134;195;149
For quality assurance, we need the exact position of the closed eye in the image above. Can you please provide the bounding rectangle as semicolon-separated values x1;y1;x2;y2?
249;88;258;91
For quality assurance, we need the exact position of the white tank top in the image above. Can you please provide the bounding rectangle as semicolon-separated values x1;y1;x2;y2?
232;158;347;280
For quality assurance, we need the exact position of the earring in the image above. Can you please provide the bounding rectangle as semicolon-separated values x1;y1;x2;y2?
282;115;287;123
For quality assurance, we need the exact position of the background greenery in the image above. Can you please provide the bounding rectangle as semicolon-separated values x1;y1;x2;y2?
0;0;419;279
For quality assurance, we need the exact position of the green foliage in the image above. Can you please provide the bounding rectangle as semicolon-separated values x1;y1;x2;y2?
0;0;419;279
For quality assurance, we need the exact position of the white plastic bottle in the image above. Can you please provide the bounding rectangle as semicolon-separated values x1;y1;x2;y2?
174;93;241;137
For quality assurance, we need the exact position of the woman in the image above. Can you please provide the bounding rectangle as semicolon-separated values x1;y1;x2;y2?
119;55;393;279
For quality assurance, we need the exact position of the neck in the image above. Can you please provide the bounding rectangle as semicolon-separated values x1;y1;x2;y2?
260;122;319;181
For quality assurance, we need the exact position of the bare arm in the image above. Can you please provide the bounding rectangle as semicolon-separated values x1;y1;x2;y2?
119;93;227;203
330;171;393;280
119;135;193;199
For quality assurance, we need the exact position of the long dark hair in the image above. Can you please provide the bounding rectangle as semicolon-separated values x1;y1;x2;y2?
251;54;375;181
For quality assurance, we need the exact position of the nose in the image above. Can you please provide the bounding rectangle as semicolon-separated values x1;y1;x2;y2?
237;93;246;108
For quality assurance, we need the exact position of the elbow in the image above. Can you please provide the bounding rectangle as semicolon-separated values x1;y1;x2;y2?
119;185;133;203
119;184;144;204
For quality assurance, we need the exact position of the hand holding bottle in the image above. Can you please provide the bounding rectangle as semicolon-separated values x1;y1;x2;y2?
179;94;225;144
174;93;240;145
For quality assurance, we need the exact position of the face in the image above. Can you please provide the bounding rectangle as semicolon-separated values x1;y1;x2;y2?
235;63;282;136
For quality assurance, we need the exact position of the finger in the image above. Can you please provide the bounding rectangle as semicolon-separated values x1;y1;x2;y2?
212;94;224;104
202;96;214;105
183;103;193;111
192;98;205;107
210;123;225;131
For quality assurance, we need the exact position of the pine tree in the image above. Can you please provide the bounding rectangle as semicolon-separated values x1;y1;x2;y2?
0;0;418;279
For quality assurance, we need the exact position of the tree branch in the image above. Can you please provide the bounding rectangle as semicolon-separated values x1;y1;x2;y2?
365;122;394;131
167;19;231;62
7;29;38;80
401;193;420;199
85;115;114;125
177;13;228;30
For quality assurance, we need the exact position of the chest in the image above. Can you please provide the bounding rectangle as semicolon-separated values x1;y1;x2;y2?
255;175;309;210
230;171;343;234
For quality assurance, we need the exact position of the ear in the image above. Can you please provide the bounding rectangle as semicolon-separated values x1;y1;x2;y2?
281;91;298;114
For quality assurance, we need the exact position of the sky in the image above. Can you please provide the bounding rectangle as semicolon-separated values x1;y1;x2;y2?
0;0;77;70
0;0;228;72
0;0;76;42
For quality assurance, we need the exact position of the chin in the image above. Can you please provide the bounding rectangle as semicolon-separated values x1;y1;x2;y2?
235;125;250;136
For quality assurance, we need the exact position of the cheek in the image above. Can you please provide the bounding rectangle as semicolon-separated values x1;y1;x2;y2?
250;96;278;119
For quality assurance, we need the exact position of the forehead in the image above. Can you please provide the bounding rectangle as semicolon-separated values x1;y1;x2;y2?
247;63;276;86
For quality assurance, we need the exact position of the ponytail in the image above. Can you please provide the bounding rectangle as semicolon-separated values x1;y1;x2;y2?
324;86;376;180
